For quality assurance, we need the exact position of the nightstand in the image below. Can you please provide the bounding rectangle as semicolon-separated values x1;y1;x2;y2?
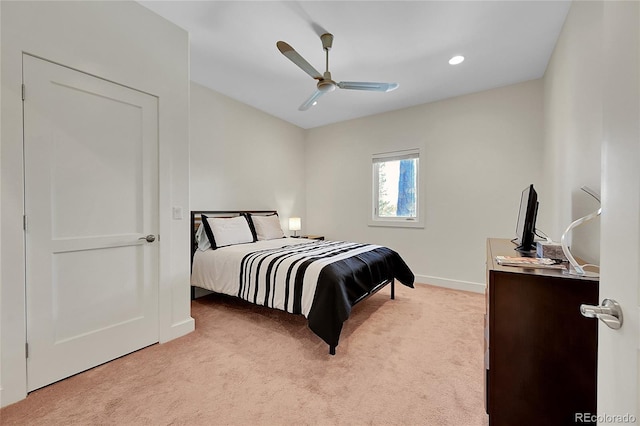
301;235;324;240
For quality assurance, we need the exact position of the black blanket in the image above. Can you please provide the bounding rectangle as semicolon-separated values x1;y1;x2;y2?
239;241;414;350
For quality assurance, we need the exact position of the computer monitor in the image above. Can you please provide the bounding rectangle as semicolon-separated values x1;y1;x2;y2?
514;184;538;254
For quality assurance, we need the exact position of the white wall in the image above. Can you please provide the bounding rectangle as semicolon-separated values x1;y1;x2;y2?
190;82;307;230
305;80;545;291
1;1;193;407
543;0;603;264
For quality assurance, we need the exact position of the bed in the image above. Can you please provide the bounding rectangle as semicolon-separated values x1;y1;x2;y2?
190;210;415;355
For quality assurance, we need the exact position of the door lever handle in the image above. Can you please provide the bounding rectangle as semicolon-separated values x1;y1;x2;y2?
138;234;156;243
580;298;623;329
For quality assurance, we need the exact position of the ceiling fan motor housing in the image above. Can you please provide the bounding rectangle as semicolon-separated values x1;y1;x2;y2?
317;80;336;92
318;71;336;92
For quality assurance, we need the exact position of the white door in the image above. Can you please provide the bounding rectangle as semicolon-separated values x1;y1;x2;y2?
23;54;159;391
597;0;640;422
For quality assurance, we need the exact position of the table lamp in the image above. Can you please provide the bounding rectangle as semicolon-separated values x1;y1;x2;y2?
289;217;301;237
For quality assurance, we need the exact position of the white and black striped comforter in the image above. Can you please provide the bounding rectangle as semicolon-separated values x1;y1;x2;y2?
191;238;414;348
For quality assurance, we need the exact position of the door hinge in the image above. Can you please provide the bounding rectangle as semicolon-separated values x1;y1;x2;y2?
25;342;29;358
23;215;27;231
21;84;25;101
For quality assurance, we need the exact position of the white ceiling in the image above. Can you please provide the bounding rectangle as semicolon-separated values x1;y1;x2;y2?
139;1;571;129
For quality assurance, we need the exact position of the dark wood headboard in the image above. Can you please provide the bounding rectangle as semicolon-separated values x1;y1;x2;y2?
190;210;278;264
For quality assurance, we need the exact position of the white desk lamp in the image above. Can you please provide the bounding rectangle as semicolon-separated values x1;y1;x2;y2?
560;186;601;276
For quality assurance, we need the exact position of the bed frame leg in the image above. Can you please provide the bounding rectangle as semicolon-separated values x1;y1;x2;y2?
329;345;336;356
391;280;395;300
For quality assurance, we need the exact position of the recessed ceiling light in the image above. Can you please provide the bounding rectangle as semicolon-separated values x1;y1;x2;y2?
449;55;465;65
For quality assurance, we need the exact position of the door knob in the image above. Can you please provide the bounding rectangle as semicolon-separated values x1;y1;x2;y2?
580;299;623;329
138;234;156;243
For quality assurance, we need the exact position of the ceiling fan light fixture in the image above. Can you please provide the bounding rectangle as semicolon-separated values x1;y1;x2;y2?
317;80;336;92
449;55;465;65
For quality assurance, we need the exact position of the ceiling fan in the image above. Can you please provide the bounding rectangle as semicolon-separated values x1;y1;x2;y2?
277;33;399;111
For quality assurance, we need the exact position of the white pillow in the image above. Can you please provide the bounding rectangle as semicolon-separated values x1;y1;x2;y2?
251;214;285;240
206;215;254;248
195;223;212;251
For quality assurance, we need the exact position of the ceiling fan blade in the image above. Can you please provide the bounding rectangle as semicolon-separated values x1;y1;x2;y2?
299;90;325;111
337;81;399;92
277;41;323;80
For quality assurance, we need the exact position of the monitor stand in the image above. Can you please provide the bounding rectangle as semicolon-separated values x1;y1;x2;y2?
515;246;537;257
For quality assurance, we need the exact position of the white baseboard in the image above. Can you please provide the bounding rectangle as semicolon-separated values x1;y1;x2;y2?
160;317;195;343
414;274;485;294
0;383;26;409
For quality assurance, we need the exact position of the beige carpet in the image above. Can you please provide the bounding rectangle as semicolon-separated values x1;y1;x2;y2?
0;283;488;426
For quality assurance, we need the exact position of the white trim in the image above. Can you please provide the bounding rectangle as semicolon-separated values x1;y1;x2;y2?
414;274;486;294
160;318;195;344
371;148;422;228
368;219;424;228
372;148;420;162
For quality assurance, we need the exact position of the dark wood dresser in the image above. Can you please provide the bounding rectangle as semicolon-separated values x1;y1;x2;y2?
485;238;599;426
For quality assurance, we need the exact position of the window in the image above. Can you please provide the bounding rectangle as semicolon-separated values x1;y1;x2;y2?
371;148;423;228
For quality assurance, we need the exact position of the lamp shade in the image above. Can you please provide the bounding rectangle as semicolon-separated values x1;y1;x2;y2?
289;217;301;231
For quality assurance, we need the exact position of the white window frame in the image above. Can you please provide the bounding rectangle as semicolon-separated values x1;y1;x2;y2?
369;148;424;228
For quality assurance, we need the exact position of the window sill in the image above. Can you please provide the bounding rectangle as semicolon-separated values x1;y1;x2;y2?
368;219;424;229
